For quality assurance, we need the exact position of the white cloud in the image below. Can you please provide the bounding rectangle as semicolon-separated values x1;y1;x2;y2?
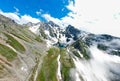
36;11;41;15
0;10;40;24
20;15;40;24
0;10;20;23
42;14;64;26
42;0;120;37
36;9;43;15
14;7;19;13
13;6;20;15
66;0;120;37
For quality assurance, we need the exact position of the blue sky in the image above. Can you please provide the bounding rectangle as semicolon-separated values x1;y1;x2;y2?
0;0;120;37
0;0;70;19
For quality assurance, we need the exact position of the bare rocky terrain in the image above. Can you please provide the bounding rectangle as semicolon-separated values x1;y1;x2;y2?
0;14;48;81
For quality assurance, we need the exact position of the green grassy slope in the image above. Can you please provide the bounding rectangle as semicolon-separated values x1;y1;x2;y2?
0;44;17;61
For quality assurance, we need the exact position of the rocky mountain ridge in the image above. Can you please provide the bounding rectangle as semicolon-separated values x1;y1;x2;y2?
28;20;120;56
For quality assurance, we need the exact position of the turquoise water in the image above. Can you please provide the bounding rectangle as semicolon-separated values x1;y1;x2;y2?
53;42;66;49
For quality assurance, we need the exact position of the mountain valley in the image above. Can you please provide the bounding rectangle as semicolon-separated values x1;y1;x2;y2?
0;14;120;81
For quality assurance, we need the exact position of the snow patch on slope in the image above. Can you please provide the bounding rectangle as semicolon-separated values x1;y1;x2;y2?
29;24;40;34
57;55;62;81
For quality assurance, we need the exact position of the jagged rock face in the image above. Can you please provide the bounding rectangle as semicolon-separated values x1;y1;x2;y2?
29;22;85;47
29;20;120;57
29;21;68;47
85;34;114;44
65;25;81;40
40;22;60;38
84;33;120;56
29;21;61;39
47;21;60;27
